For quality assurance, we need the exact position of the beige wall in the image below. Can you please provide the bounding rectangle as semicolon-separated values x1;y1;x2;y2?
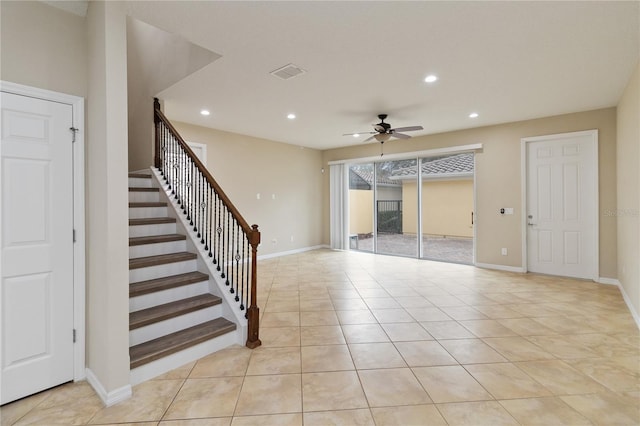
403;180;474;238
349;190;373;235
172;121;324;256
0;1;87;97
86;0;131;397
616;62;640;317
323;107;618;278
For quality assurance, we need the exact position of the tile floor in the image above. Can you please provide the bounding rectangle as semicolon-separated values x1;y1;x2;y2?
1;249;639;425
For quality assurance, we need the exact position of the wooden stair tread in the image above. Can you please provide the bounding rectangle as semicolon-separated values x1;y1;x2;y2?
129;173;152;179
130;294;222;330
129;217;176;226
129;252;197;269
130;271;209;297
129;234;186;246
129;187;160;192
130;318;236;369
129;202;167;208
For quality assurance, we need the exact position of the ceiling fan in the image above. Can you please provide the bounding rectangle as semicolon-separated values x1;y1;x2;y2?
343;114;423;143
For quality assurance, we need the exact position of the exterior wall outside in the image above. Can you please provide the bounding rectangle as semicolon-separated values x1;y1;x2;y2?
616;61;640;316
349;190;373;235
402;180;474;238
172;121;324;257
323;107;618;278
377;186;402;201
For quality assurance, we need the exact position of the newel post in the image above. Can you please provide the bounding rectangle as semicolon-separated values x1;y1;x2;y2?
246;224;262;348
153;98;161;169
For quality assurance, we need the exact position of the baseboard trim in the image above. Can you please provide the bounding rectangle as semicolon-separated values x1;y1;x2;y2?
257;245;329;260
475;262;526;273
85;368;132;407
617;281;640;329
596;277;620;286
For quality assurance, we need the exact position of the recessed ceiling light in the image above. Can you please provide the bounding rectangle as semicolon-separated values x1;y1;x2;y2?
353;134;360;138
200;110;210;116
424;75;438;83
287;113;296;120
469;112;479;118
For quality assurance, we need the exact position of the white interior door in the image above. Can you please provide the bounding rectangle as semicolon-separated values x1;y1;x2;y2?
525;130;598;280
1;92;75;404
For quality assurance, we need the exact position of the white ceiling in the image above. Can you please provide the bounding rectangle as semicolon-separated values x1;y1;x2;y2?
126;1;638;150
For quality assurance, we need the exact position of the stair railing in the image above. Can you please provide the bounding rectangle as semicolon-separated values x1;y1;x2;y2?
154;98;261;348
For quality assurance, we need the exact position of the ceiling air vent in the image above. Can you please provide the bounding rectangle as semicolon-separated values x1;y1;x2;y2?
270;63;306;80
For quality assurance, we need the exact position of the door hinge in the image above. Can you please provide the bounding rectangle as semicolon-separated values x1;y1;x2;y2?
70;127;79;143
73;329;77;343
73;229;76;243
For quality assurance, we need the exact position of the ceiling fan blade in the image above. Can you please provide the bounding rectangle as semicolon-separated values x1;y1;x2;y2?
343;131;376;136
391;132;411;139
391;125;423;132
363;135;376;143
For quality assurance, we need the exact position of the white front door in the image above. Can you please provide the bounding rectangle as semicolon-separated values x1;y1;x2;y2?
524;130;598;280
1;92;75;404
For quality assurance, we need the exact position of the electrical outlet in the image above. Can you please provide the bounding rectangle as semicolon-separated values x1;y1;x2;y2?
501;248;508;255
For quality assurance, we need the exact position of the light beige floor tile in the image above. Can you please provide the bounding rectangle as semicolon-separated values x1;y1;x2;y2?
440;306;488;320
496;318;557;336
358;368;431;407
405;307;452;322
299;298;334;312
394;296;433;308
330;298;369;310
245;347;301;375
163;377;243;419
0;390;51;426
329;289;361;299
425;295;466;307
483;337;556;361
395;340;457;366
437;400;519;425
561;392;640;425
371;308;415;323
341;324;389;343
265;299;300;313
381;322;433;341
566;333;640;358
261;312;300;327
439;339;508;364
459;320;518;338
609;355;640;374
302;371;368;411
303;408;374;426
371;404;447;426
230;413;302;426
335;309;377;324
300;311;339;326
104;422;159;426
349;342;407;369
420;321;475;339
516;359;607;395
357;288;391;298
525;335;599;359
89;380;183;424
234;374;302;416
465;363;552;399
570;358;640;392
532;316;599;334
190;347;252;378
499;397;591;425
258;326;301;348
161;419;229;426
413;365;493;403
301;345;354;372
363;297;401;309
472;305;523;319
300;325;346;346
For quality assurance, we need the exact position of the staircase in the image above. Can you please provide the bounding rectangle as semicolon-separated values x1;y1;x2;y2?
127;172;239;384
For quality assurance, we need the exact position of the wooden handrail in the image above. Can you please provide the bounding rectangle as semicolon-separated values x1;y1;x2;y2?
154;98;261;349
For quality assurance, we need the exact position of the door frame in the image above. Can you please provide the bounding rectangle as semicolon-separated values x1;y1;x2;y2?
1;81;86;381
520;129;599;280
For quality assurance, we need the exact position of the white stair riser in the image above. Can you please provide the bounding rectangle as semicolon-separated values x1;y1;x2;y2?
130;329;241;385
129;223;177;238
129;259;197;282
129;305;223;345
129;240;187;258
129;280;210;311
129;191;160;203
128;177;153;187
129;207;168;219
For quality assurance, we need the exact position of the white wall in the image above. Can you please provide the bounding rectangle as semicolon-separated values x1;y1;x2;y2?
86;0;131;402
616;61;640;319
